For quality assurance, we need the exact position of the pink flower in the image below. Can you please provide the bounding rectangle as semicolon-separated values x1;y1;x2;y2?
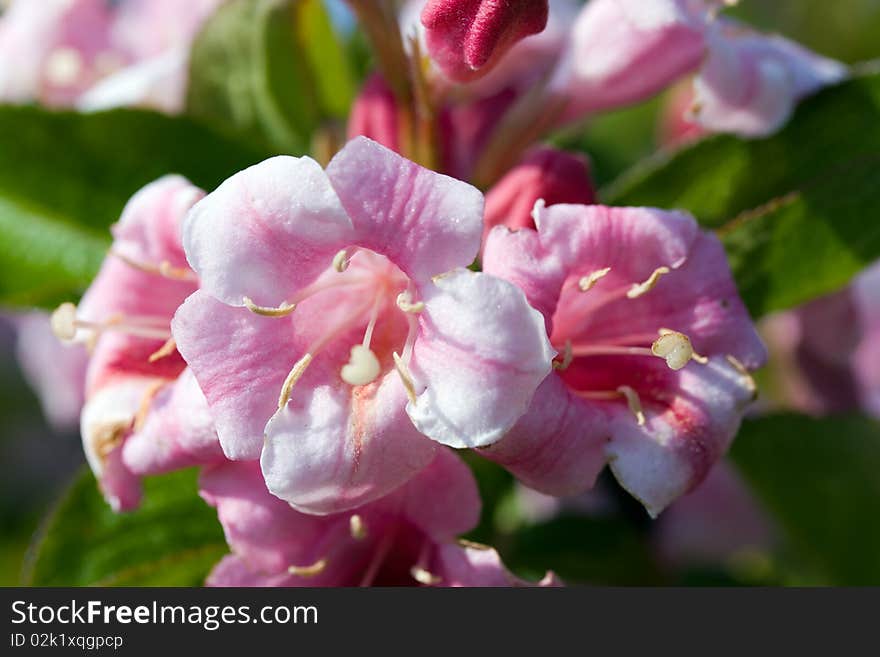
482;147;596;245
347;73;402;153
552;0;710;119
0;0;116;106
420;0;549;83
173;137;553;515
691;21;847;137
11;312;89;432
52;176;224;510
481;203;767;516
201;449;558;587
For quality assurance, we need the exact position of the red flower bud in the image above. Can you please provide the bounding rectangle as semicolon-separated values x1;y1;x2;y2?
347;73;401;153
421;0;549;82
483;147;596;245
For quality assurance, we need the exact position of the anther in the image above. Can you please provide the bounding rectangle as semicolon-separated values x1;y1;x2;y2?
726;354;757;397
332;249;350;273
243;296;296;317
278;353;314;409
578;267;611;292
458;539;492;551
410;566;442;586
340;345;381;386
51;302;79;342
617;385;646;426
148;337;177;363
627;266;670;299
288;558;328;578
396;291;425;314
350;515;367;540
553;340;573;371
393;352;418;404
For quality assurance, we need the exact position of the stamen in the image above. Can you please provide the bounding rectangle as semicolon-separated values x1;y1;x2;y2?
393;352;418;404
287;557;328;578
133;381;167;432
652;330;705;370
578;267;611;292
332;249;350;273
726;354;757;396
396;291;425;314
243;296;296;317
553;340;573;371
148;337;177;363
410;566;442;586
458;539;492;551
627;266;670;299
111;249;197;282
51;303;171;343
350;515;367;540
278;353;314;409
341;345;381;386
617;385;646;426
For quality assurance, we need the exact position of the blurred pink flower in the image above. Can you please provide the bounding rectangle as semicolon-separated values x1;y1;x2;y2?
53;176;224;510
202;449;559;587
173;137;553;515
482;203;766;516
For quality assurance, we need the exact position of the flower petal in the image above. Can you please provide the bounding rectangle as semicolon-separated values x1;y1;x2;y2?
407;268;555;448
262;365;438;515
326;137;483;284
434;543;561;587
172;290;296;460
182;155;354;308
605;357;757;517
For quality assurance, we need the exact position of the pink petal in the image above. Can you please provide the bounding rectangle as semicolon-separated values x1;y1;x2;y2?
122;368;224;476
326;137;484;285
605;357;758;517
407;269;555;448
435;543;561;587
262;366;438;515
182;155;354;308
479;374;608;496
172;291;296;460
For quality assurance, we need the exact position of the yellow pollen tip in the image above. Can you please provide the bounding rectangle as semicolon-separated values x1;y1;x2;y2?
340;345;381;386
243;296;296;318
332;249;350;273
288;558;328;578
652;330;695;370
410;566;442;586
51;302;79;342
278;353;314;409
393;352;418;404
350;514;367;540
617;385;646;426
148;337;177;363
627;266;671;299
578;267;611;292
396;291;425;314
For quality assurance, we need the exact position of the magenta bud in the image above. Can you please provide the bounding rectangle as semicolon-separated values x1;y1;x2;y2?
347;73;402;153
421;0;549;83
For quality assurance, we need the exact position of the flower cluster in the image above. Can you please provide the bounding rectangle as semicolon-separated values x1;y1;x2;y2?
19;0;858;586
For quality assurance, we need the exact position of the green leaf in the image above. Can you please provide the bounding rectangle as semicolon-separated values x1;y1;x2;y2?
0;105;268;308
604;73;880;316
730;414;880;585
187;0;354;154
24;468;225;586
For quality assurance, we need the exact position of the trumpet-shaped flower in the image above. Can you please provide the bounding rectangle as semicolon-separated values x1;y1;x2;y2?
201;449;558;587
481;203;767;516
173;137;553;515
53;176;223;510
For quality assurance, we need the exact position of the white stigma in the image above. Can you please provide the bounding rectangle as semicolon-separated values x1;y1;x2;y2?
651;330;695;370
45;48;83;87
396;291;425;314
51;302;79;342
340;345;381;386
627;266;670;299
578;267;611;292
